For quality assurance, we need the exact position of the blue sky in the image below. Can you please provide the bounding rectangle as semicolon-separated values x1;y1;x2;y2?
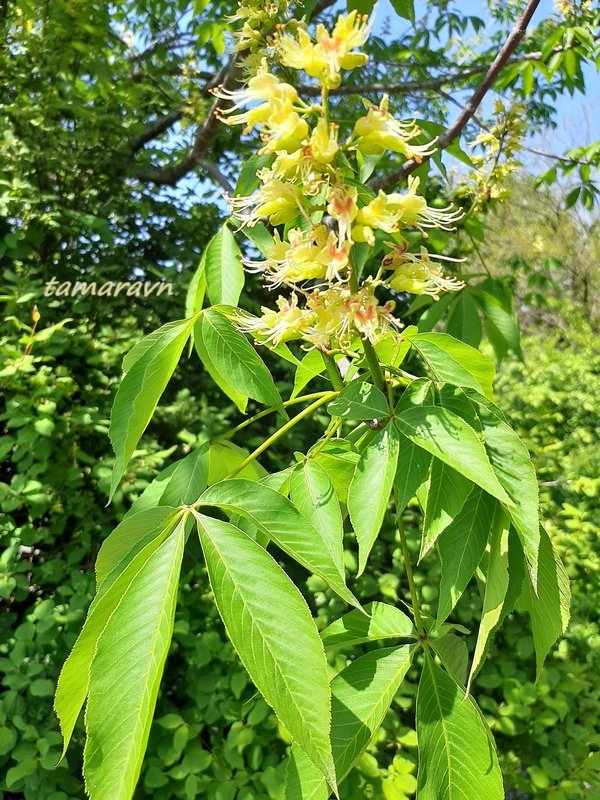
371;0;600;164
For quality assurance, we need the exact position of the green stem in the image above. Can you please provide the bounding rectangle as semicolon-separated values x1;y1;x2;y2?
309;417;343;458
320;351;344;391
220;393;336;482
217;391;335;441
393;486;425;636
348;258;386;392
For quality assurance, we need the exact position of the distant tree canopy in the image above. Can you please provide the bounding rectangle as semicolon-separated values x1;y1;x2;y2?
1;0;598;298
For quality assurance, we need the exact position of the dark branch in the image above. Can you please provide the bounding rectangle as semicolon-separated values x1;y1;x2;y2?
128;109;184;153
371;0;543;191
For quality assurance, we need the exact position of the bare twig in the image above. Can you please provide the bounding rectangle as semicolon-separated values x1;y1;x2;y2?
371;0;543;191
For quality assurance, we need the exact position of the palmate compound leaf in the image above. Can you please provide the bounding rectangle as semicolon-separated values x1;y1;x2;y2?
198;478;360;608
416;654;504;800
54;508;179;757
285;645;415;800
348;423;400;576
109;316;196;501
83;519;186;800
521;526;571;678
195;514;337;792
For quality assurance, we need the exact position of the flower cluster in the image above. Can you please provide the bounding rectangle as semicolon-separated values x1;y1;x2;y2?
219;11;465;351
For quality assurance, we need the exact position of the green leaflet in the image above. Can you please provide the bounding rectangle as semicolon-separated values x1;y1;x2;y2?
471;280;522;361
311;440;360;506
321;602;415;648
466;390;540;586
394;434;431;513
126;447;209;518
446;291;482;348
292;349;326;399
521;526;571;678
185;247;207;319
196;514;336;792
420;460;473;560
95;506;177;589
348;423;400;576
109;317;195;500
54;512;179;757
198;479;359;608
194;316;247;413
431;633;468;687
394;405;511;505
468;508;511;690
290;460;346;578
404;331;495;399
285;645;415;799
437;488;497;623
327;381;389;421
417;655;504;800
195;309;282;409
83;519;186;800
204;224;244;307
207;439;267;483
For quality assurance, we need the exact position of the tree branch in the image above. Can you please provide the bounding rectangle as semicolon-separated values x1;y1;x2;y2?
128;108;184;153
371;0;543;192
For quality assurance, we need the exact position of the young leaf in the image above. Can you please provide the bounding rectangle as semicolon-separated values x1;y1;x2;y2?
348;423;400;575
290;460;346;579
420;461;473;560
198;479;359;607
204;224;244;307
197;309;282;407
467;391;540;585
403;331;495;399
185;249;207;319
54;512;179;757
327;381;389;421
321;602;415;648
285;745;330;800
417;655;504;799
437;488;497;623
196;515;336;791
207;439;267;483
521;526;571;678
126;447;209;518
394;406;511;506
193;317;248;413
109;317;195;500
83;520;186;800
468;509;510;690
286;644;415;798
394;435;432;513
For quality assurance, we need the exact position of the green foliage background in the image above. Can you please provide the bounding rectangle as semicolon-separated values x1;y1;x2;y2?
1;275;598;798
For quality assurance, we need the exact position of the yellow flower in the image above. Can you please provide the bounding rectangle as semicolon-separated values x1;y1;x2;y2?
230;172;304;226
352;96;437;160
353;178;463;245
383;245;464;299
214;70;303;132
235;294;312;346
259;101;310;153
309;119;339;165
278;12;370;88
303;282;398;348
327;185;358;242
